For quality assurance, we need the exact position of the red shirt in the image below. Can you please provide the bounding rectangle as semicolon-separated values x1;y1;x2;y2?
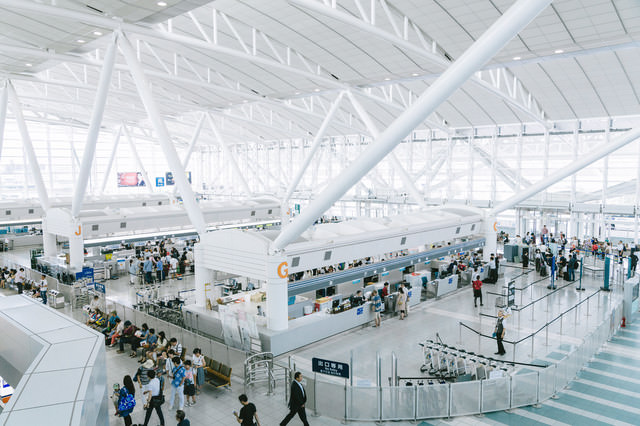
472;280;482;291
381;286;389;298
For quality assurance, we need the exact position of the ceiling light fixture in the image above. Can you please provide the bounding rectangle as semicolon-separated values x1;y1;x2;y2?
157;1;167;6
25;63;32;67
313;88;320;92
411;73;419;77
513;56;521;60
554;49;563;54
77;39;86;43
384;77;391;81
93;31;103;36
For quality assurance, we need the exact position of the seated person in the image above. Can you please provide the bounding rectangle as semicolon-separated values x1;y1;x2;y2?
351;290;364;307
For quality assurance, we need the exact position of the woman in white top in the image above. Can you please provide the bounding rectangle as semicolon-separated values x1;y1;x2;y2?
191;348;205;394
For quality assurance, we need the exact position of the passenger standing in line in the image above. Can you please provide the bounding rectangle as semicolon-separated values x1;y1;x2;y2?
493;310;506;356
280;372;309;426
143;256;153;284
396;286;407;320
156;256;164;282
129;258;139;285
472;275;483;308
371;289;382;327
522;250;529;268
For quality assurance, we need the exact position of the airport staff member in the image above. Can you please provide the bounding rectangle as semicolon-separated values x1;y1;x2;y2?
493;310;506;356
280;372;309;426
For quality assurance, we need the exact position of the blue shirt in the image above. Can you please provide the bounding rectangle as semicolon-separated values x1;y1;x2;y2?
172;364;186;388
146;334;158;345
156;259;163;269
143;260;153;272
372;295;382;312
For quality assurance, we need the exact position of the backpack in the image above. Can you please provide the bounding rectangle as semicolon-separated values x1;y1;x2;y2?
117;388;136;415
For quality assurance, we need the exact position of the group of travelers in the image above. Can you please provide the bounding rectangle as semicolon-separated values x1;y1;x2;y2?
1;266;49;304
129;246;194;285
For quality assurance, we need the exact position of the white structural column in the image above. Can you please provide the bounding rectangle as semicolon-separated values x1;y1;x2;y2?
283;92;344;203
543;129;550;201
266;256;289;330
635;140;640;243
466;136;473;203
569;121;579;236
71;36;117;218
490;129;497;204
7;82;50;210
492;124;640;216
118;32;207;236
346;90;427;208
0;82;7;160
122;125;154;194
516;126;523;190
173;114;205;196
484;216;497;261
272;0;551;251
205;113;252;195
100;127;123;194
602;125;610;208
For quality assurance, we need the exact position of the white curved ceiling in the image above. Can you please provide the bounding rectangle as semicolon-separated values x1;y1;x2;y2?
1;0;639;142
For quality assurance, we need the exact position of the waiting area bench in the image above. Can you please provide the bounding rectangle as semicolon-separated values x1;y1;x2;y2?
204;358;232;389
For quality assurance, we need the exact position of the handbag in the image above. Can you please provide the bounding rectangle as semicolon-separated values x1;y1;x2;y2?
152;393;165;406
117;389;136;413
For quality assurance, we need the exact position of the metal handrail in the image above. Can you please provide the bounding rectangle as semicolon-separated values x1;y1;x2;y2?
460;288;603;358
512;280;574;311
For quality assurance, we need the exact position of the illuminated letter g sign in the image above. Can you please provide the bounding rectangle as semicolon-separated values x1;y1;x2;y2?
277;262;289;279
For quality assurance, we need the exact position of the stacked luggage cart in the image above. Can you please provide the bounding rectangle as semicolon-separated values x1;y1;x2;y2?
415;339;513;383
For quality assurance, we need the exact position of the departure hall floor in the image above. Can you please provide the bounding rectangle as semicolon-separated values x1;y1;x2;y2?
1;248;636;425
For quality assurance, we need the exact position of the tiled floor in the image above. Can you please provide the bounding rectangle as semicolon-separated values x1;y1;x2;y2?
0;247;632;425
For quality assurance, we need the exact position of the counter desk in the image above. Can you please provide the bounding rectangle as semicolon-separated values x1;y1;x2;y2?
183;300;375;356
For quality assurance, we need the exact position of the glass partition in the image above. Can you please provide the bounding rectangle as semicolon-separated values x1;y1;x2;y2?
316;380;346;419
450;381;480;416
416;383;449;419
511;372;537;407
381;386;415;421
481;377;510;412
348;386;379;421
538;367;555;401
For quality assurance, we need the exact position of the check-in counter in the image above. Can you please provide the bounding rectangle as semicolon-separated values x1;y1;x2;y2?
424;274;459;299
263;301;375;355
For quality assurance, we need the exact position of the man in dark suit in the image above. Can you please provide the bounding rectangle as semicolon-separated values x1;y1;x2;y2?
280;371;309;426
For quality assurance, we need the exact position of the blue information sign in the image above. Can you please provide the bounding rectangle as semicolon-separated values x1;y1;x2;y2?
312;357;349;379
94;282;106;294
156;177;165;187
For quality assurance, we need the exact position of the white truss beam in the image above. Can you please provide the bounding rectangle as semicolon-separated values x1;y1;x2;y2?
119;32;208;236
492;124;640;215
346;90;427;208
273;0;552;251
7;82;50;209
0;82;7;162
100;126;122;195
205;113;252;195
289;0;550;126
71;36;117;217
